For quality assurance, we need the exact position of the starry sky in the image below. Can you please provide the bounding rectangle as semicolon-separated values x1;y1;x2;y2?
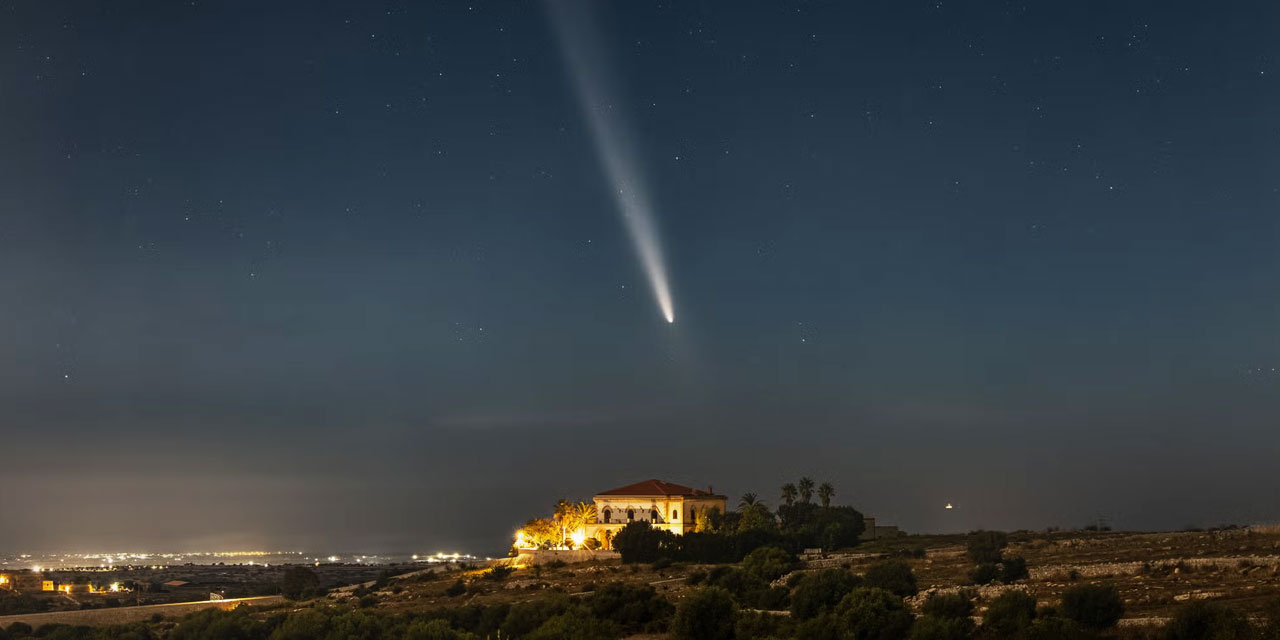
3;1;1280;554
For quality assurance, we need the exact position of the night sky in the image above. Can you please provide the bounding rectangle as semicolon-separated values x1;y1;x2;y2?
4;1;1280;555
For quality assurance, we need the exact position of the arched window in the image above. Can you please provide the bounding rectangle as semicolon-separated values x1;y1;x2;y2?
651;509;659;522
602;508;611;523
627;509;634;522
673;509;679;521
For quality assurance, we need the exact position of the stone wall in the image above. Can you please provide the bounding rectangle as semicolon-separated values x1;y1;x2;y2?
513;549;620;565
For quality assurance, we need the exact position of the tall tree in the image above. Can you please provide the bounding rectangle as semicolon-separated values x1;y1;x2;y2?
798;477;815;504
818;482;835;508
739;492;760;510
553;499;572;546
781;483;797;507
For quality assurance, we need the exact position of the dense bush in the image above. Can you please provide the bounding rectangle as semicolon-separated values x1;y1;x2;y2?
741;546;798;583
969;563;1001;585
921;592;973;621
443;579;466;597
403;619;478;640
863;559;918;597
967;531;1009;564
671;587;737;640
1059;583;1123;629
169;607;263;640
586;582;673;634
909;615;974;640
1000;556;1030;583
790;569;862;620
983;589;1038;637
525;611;620;640
735;609;795;640
612;522;678;564
1025;616;1099;640
1161;601;1254;640
832;587;914;640
702;567;773;610
501;593;573;638
279;566;321;600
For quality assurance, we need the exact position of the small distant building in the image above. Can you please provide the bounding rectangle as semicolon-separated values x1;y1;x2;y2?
859;516;902;540
585;479;727;549
0;571;50;594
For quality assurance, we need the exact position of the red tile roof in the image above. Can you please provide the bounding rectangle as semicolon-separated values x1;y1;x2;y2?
596;479;720;497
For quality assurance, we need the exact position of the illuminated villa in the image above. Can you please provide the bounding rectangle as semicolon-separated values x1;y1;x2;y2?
585;479;727;549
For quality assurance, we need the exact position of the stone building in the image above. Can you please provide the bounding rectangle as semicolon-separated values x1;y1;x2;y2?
585;479;727;549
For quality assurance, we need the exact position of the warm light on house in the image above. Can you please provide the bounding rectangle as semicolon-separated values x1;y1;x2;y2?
515;530;527;549
570;530;586;548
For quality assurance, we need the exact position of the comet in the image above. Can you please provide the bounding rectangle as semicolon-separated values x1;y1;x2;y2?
547;0;675;324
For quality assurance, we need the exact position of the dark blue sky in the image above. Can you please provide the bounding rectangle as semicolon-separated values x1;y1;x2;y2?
3;1;1279;554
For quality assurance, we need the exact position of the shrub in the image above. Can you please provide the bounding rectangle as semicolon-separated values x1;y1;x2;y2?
404;619;480;640
736;609;795;640
790;569;862;620
1001;556;1030;582
922;592;974;620
501;594;573;638
279;566;320;600
358;595;378;608
671;587;737;640
686;570;707;586
652;557;673;571
704;567;771;609
483;565;515;581
170;607;265;640
863;558;918;597
587;582;674;633
758;586;791;611
983;590;1037;637
909;615;974;640
1162;601;1254;640
526;611;622;640
1025;616;1099;640
970;563;1000;585
613;522;677;564
833;587;914;640
967;530;1008;564
444;579;467;597
1059;583;1123;629
742;546;798;583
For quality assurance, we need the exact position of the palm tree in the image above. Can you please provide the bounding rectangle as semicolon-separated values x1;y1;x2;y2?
798;477;815;504
818;482;835;508
553;499;572;546
780;483;797;506
739;492;760;510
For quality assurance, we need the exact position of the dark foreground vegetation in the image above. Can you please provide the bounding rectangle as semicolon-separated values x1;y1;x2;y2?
7;547;1280;640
